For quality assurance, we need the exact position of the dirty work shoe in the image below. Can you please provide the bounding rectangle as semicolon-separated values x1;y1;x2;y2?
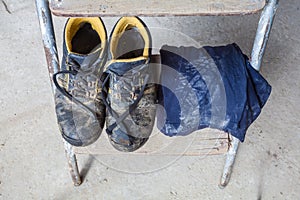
102;17;157;152
53;17;107;147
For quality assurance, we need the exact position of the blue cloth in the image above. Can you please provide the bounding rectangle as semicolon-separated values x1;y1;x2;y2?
157;44;271;142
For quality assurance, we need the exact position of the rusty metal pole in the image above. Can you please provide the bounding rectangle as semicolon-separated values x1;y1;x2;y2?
35;0;59;89
219;0;279;188
35;0;82;186
64;141;82;186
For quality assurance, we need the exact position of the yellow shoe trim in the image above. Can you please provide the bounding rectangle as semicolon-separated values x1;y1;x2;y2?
65;17;106;55
110;17;150;59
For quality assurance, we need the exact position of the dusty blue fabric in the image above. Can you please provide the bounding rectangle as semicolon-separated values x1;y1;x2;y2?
157;43;271;142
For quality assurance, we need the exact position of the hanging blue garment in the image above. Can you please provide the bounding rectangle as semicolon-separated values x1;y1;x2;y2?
157;43;271;142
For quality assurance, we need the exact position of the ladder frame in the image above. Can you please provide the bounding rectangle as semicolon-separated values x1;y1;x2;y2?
35;0;279;187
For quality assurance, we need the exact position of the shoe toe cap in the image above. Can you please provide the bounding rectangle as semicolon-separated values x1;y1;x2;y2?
108;128;148;152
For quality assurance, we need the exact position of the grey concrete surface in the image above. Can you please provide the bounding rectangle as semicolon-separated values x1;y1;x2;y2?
0;0;299;199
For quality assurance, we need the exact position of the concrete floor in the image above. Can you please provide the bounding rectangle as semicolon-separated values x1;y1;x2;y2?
0;0;299;199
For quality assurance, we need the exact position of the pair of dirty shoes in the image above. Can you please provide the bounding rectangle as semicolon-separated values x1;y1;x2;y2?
53;17;157;152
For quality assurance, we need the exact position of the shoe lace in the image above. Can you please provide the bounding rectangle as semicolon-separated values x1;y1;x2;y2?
53;59;103;116
101;70;149;135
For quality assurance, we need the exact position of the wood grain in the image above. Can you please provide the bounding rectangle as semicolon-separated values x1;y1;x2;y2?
72;54;231;156
74;128;230;156
50;0;265;17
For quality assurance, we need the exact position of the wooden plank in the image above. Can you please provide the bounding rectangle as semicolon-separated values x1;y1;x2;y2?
74;128;230;156
72;54;230;156
50;0;265;17
71;54;230;156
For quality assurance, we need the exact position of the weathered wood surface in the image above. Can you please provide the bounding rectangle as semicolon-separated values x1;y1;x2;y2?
73;54;230;156
50;0;265;17
75;128;230;156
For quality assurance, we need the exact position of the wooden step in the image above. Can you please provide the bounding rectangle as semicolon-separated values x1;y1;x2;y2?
73;54;230;156
74;128;230;156
50;0;265;17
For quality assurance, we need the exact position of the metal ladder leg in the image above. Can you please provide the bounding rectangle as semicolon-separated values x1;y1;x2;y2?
251;0;279;71
35;0;82;186
64;141;82;186
219;0;279;188
219;136;239;188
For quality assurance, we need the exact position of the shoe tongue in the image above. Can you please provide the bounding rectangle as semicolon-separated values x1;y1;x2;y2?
68;47;102;70
108;57;147;76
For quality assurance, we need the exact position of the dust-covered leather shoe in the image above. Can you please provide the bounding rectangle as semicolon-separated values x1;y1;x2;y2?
102;17;157;152
53;17;107;147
